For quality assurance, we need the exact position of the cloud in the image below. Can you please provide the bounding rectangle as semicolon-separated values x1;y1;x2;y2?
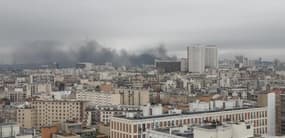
0;0;285;62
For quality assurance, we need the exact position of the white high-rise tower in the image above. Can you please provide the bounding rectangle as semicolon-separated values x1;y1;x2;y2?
205;46;218;69
187;46;205;73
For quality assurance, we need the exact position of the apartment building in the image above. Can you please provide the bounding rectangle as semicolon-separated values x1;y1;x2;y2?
110;107;267;138
17;100;87;129
30;83;52;95
115;88;149;106
205;46;218;69
154;59;181;73
30;73;55;84
75;88;149;106
187;46;205;73
17;107;35;128
86;105;141;125
75;91;121;105
267;89;285;136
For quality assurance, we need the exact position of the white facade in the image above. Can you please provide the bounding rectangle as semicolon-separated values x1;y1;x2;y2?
205;46;218;69
146;122;253;138
86;105;141;126
187;46;205;73
0;123;20;138
189;100;243;112
50;91;72;100
194;122;253;138
168;109;182;115
268;92;276;136
142;104;163;117
110;107;267;138
189;101;209;112
75;91;121;105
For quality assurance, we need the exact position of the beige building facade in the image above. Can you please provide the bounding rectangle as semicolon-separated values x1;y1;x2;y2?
17;100;87;129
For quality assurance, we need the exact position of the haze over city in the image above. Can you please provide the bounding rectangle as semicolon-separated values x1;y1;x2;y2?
0;0;285;64
2;1;285;138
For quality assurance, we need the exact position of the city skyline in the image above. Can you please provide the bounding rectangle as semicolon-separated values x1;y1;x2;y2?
0;41;282;65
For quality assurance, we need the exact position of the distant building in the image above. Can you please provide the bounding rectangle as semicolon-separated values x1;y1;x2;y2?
86;105;141;126
180;58;188;72
205;46;218;69
115;88;150;106
8;91;26;103
30;83;52;95
75;91;121;106
75;89;149;106
100;83;113;92
189;99;243;112
256;93;268;107
75;62;93;70
141;104;163;117
187;46;205;73
30;73;55;84
154;59;181;73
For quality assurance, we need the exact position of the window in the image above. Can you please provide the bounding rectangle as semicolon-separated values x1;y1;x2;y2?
134;125;137;133
246;125;251;129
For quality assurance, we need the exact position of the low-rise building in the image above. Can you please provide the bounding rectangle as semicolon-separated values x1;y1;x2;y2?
146;121;253;138
86;105;141;126
0;123;33;138
110;107;267;138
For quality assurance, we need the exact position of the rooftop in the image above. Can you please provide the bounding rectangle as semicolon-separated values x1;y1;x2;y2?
114;106;264;120
150;121;249;138
152;127;193;138
0;122;17;126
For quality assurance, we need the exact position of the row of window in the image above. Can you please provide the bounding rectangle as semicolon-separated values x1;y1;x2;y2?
111;111;267;134
33;102;80;105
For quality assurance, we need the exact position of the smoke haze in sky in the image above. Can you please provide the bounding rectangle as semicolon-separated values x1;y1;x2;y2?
0;0;285;64
11;40;175;66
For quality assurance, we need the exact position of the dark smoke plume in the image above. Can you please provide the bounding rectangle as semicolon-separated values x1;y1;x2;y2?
12;40;176;66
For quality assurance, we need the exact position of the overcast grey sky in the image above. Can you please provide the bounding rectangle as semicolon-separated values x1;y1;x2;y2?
0;0;285;63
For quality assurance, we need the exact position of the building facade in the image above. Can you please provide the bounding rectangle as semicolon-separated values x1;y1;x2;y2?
110;107;267;138
267;90;285;136
205;46;218;69
75;91;121;106
17;100;87;129
154;60;181;73
86;105;141;126
187;46;205;73
115;89;150;106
